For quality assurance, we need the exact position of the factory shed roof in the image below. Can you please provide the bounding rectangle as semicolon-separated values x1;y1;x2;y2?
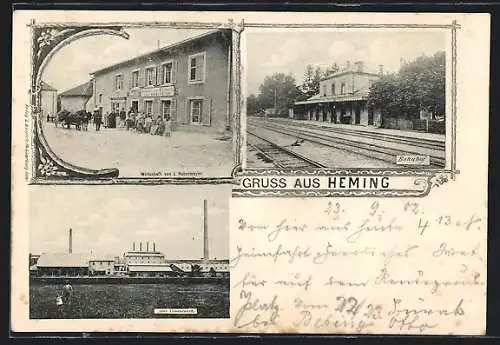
128;264;173;272
36;253;90;268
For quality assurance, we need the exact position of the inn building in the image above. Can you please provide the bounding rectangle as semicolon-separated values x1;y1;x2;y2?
294;61;383;127
89;29;233;133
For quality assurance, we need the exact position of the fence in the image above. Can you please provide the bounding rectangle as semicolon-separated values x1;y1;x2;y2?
382;117;445;134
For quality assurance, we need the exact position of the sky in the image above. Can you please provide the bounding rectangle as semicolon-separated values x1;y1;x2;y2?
42;28;213;93
245;30;447;96
29;185;230;260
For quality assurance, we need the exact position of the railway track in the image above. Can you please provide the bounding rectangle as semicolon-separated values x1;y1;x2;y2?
247;131;327;169
263;118;445;152
248;120;445;168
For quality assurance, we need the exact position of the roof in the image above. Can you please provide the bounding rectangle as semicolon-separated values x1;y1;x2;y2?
36;253;90;268
295;91;371;105
124;251;164;257
128;264;173;272
321;69;380;81
40;81;57;92
90;29;230;75
59;81;93;97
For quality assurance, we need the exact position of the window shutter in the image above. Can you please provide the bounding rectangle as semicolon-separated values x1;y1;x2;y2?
202;98;211;126
172;60;177;84
170;99;177;124
184;99;190;124
141;69;145;87
158;65;163;85
153;66;158;86
197;55;205;81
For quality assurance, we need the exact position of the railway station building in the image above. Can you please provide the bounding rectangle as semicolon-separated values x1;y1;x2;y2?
293;61;382;127
89;29;233;134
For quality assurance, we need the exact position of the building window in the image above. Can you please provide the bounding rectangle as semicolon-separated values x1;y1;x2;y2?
161;100;171;119
115;74;123;91
145;100;153;116
146;67;155;86
162;62;173;84
132;70;139;88
188;52;205;83
341;82;346;94
322;85;327;97
190;99;203;124
331;83;336;95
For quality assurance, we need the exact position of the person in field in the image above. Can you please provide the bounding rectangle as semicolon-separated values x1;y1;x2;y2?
62;282;73;305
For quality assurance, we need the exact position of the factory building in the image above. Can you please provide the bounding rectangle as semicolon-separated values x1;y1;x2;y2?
294;61;382;126
89;29;233;134
31;199;229;278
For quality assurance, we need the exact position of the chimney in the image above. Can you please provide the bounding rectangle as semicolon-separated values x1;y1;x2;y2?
69;228;73;254
153;242;156;252
146;242;149;252
379;64;384;75
203;199;209;260
133;242;135;251
345;60;351;70
140;242;142;251
354;61;364;72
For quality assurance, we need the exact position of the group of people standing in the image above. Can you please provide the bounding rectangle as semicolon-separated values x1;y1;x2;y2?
89;107;172;137
125;107;172;137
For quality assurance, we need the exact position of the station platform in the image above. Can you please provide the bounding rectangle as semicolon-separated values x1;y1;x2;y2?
253;117;446;142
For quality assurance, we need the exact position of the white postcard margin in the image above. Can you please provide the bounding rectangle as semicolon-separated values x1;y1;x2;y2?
11;10;490;333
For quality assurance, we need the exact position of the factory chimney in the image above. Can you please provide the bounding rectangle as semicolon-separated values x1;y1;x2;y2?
146;242;149;252
379;64;384;75
203;199;209;260
140;242;142;251
153;242;156;252
133;242;135;251
69;228;73;254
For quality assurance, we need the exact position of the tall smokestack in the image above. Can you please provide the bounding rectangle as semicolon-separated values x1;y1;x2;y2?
146;242;149;252
133;242;135;251
69;228;73;254
140;242;142;251
203;199;208;260
153;242;156;252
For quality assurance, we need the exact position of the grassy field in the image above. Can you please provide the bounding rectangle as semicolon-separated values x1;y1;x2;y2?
30;283;229;319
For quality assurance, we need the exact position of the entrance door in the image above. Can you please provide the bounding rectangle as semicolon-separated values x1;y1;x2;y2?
131;101;139;113
368;108;374;125
355;105;361;125
341;109;348;124
323;109;327;121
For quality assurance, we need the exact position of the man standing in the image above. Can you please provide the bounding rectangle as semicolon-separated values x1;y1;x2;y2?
119;108;127;128
93;109;102;131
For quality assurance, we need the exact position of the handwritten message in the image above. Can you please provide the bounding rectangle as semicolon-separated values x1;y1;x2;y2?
229;198;486;334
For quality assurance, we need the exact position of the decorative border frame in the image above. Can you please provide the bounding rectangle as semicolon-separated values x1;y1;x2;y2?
233;20;460;198
27;19;244;185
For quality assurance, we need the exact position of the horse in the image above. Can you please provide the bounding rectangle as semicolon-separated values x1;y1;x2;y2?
56;109;89;131
72;110;90;131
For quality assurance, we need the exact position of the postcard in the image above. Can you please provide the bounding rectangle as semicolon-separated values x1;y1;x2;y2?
11;10;489;335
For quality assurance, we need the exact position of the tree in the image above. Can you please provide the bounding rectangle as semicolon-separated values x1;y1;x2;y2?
301;65;322;98
246;94;261;116
257;73;298;117
367;51;446;120
324;63;340;78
